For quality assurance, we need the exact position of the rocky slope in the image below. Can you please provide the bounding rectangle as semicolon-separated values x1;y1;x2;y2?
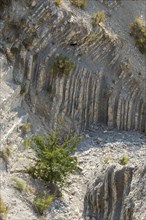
0;124;146;220
0;0;146;220
0;0;146;132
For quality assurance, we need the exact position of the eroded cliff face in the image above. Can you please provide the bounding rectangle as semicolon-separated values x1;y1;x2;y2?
84;166;146;220
1;0;146;133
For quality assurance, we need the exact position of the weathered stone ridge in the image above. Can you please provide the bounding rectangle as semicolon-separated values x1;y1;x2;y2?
1;0;146;133
84;166;146;220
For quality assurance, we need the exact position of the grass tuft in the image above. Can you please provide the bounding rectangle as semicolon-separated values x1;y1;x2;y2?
11;177;26;192
33;193;54;215
92;10;105;25
0;197;8;219
119;155;129;165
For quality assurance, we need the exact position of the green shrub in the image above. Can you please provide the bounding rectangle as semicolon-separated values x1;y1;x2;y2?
52;55;74;75
0;197;8;219
92;10;105;25
119;155;129;165
25;128;81;185
33;194;54;215
70;0;87;8
130;17;146;54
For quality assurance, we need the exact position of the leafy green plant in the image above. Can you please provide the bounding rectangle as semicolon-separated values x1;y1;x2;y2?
33;193;54;215
70;0;87;8
52;55;74;75
119;155;129;165
130;17;146;54
25;128;81;185
0;197;8;219
92;10;105;25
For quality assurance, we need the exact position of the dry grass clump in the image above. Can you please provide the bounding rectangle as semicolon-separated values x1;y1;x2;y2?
130;17;146;54
0;197;8;219
11;177;26;192
92;10;105;25
70;0;87;8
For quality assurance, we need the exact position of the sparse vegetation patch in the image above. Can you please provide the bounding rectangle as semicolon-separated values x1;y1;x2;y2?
52;55;74;75
11;177;26;192
33;193;54;215
92;10;105;25
119;155;129;165
0;146;11;164
21;122;30;134
130;17;146;54
0;197;8;219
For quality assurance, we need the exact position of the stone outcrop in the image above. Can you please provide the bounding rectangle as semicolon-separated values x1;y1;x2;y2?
84;165;146;220
0;0;146;133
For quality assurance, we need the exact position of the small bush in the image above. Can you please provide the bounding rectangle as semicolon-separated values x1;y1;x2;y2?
0;197;8;219
92;10;105;25
11;177;26;192
52;55;74;75
25;129;81;185
130;17;146;54
33;194;54;215
54;0;62;6
70;0;87;8
119;155;129;165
